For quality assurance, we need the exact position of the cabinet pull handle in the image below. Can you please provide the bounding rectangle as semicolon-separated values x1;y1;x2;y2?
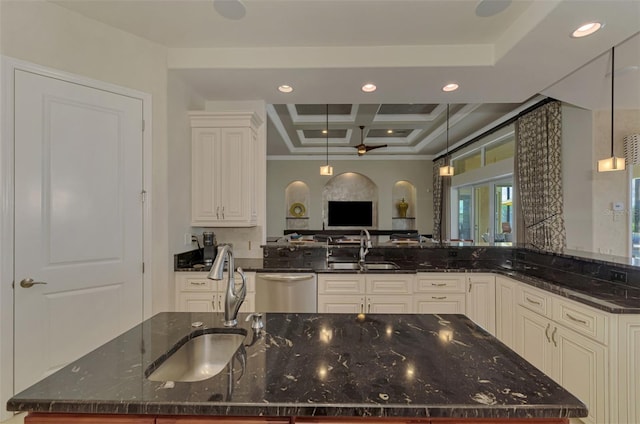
219;297;222;311
551;327;558;347
566;313;588;325
360;303;364;313
431;283;447;287
468;283;472;293
216;206;220;220
190;281;206;285
526;296;542;306
367;303;371;313
222;206;225;219
545;323;551;343
432;296;447;300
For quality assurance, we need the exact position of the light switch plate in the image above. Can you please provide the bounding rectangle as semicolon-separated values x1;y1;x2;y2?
613;201;625;211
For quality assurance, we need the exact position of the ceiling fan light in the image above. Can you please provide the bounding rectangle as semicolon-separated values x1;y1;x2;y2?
320;165;333;176
357;146;367;156
439;165;455;177
572;22;603;38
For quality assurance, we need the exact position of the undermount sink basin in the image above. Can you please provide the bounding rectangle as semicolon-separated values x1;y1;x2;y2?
328;262;400;271
146;328;246;382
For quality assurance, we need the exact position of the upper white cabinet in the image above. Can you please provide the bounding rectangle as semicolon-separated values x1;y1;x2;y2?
190;112;262;227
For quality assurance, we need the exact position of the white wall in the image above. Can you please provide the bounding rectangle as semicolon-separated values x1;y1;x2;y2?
166;71;206;311
267;159;433;237
592;108;640;256
0;1;169;419
562;104;595;252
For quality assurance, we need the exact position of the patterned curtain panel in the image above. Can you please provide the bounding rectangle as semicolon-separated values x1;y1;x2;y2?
515;101;566;253
432;157;445;241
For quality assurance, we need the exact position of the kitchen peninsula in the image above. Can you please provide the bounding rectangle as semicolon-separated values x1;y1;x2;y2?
8;311;586;424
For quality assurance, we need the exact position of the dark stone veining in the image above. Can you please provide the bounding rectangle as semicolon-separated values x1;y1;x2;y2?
7;312;587;419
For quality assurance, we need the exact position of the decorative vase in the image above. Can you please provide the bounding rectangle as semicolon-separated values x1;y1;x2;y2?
397;198;409;218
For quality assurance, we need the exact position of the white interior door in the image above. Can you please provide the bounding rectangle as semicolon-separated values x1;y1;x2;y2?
13;70;144;393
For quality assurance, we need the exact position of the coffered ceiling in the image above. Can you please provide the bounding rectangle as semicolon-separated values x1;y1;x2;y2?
266;102;527;157
48;0;640;157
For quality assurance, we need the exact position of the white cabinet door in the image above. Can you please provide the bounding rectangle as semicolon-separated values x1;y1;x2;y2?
495;276;518;348
618;315;640;424
366;295;413;314
178;292;216;312
190;112;260;227
515;305;554;374
413;293;466;314
466;274;496;335
554;325;607;424
317;295;365;313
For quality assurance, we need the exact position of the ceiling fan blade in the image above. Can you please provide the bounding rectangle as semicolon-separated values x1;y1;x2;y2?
365;144;388;152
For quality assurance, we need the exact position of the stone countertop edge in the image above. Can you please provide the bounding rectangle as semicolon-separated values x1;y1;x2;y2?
7;312;588;419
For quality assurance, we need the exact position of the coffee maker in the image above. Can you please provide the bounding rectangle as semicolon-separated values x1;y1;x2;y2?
202;231;217;266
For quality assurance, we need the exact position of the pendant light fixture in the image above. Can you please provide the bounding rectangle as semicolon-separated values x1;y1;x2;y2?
597;46;626;172
320;104;333;176
439;104;455;177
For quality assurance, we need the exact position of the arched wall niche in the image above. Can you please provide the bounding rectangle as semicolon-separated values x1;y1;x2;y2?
285;180;310;230
392;180;417;230
322;172;378;229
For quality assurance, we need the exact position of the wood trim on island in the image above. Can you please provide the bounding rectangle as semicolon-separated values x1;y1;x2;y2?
25;413;569;424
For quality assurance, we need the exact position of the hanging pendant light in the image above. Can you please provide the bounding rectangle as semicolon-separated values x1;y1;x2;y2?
439;104;455;177
597;46;626;172
320;104;333;176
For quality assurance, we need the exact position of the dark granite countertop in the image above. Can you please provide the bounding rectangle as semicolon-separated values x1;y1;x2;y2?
7;312;587;419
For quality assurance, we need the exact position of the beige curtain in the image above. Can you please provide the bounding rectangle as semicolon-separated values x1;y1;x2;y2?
515;101;565;253
432;158;450;241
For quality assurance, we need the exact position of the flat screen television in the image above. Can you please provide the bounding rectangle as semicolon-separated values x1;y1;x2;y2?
327;201;373;227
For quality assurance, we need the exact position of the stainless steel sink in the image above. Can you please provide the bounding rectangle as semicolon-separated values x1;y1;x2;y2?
328;262;400;270
146;328;246;382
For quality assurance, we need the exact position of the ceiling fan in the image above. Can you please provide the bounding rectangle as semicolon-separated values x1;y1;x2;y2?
354;125;387;156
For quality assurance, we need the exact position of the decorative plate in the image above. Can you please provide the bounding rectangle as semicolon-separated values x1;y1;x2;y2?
289;202;306;217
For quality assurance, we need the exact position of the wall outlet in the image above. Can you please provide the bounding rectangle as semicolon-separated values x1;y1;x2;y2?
184;233;193;246
448;250;458;257
610;270;627;283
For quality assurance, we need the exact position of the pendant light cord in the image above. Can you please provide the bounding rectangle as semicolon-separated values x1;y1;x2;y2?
611;46;615;158
326;103;329;165
446;104;450;164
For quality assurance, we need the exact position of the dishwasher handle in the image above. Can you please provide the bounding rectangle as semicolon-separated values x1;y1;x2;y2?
258;274;315;282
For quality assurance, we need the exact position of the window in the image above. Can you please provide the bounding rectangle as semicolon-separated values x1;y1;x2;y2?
452;180;513;244
451;125;515;176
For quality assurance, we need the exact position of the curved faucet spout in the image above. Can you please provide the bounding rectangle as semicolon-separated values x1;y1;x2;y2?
207;244;246;327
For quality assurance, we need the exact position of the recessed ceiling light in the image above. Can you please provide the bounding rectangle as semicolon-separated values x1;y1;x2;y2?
442;83;459;92
213;0;246;20
361;83;377;93
278;85;294;93
571;22;603;38
387;130;393;134
475;0;512;18
322;129;328;134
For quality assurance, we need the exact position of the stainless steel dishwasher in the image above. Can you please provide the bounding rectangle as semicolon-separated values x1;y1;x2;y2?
255;273;317;312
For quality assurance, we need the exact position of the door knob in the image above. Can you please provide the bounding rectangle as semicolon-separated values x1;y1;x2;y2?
20;278;47;288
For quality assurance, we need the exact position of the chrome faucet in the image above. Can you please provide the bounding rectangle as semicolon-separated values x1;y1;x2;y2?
359;228;372;268
207;244;246;327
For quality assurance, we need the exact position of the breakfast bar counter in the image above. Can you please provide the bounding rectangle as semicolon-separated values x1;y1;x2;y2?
8;312;587;423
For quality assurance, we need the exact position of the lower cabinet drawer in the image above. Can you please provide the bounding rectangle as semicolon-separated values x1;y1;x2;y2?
553;297;608;344
413;293;466;314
